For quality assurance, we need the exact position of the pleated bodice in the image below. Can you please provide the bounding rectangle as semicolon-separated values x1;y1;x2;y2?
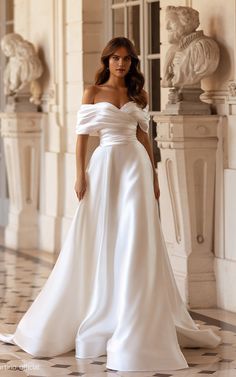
75;101;150;147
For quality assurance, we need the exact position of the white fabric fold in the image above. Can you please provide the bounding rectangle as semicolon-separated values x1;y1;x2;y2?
0;101;221;372
75;101;150;137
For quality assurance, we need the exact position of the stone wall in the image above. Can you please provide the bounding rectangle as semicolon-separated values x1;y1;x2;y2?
13;0;105;253
159;0;236;312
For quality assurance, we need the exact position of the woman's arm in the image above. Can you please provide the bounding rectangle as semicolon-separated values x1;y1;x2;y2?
137;89;156;174
136;125;157;177
136;125;160;200
136;126;156;175
74;85;96;201
136;88;160;200
75;135;89;201
76;134;90;178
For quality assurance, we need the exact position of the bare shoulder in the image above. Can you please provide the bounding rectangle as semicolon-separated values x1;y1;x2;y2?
82;85;99;104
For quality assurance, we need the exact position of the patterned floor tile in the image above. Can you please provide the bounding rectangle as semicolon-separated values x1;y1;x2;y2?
117;372;160;377
213;370;236;377
0;371;28;377
1;246;236;377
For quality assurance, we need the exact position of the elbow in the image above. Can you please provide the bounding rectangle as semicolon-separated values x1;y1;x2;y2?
77;134;89;140
137;133;149;146
76;134;89;145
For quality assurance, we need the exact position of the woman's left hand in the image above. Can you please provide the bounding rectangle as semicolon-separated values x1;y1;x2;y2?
153;171;160;200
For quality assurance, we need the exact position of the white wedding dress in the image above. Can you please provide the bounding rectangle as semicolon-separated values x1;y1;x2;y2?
0;101;221;372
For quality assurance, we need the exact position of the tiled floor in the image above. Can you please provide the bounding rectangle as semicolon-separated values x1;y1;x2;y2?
0;244;236;377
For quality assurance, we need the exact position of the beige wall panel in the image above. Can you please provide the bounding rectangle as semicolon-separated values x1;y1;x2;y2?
66;0;82;23
64;153;78;217
44;114;61;153
66;22;82;53
44;152;59;217
83;0;105;22
215;258;236;312
66;112;78;154
66;83;84;112
82;0;106;86
83;23;105;53
83;53;101;85
14;0;29;35
227;115;236;168
66;53;83;83
192;0;235;90
224;169;236;262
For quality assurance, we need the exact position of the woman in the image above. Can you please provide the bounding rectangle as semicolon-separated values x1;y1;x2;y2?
0;37;221;372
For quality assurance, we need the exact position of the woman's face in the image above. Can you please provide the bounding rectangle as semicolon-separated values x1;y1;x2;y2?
108;47;132;78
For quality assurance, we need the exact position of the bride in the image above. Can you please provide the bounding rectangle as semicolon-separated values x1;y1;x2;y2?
0;36;221;372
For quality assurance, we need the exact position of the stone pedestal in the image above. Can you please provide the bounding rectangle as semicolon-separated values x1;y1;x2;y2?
6;93;39;113
0;112;43;249
154;114;220;308
164;88;211;115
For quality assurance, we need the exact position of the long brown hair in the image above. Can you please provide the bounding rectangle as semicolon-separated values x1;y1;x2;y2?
95;37;147;108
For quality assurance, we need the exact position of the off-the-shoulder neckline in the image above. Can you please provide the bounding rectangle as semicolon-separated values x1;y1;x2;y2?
80;101;147;111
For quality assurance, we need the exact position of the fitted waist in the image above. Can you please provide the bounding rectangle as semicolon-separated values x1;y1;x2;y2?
99;133;138;147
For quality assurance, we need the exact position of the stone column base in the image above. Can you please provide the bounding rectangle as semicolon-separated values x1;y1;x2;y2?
154;114;220;308
0;112;43;250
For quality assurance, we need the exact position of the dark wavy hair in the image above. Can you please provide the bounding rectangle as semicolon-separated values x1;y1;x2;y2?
95;37;147;108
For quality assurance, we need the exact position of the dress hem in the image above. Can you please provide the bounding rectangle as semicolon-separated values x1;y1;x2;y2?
106;351;189;372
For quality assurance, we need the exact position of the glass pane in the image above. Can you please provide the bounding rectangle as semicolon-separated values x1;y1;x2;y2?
148;59;160;111
6;0;14;21
148;1;160;54
112;8;124;37
127;5;140;54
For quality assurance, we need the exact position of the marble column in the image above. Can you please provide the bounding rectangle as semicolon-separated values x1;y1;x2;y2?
0;112;43;250
154;114;220;308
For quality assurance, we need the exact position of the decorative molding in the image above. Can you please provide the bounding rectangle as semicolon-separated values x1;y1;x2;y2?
0;112;43;249
46;0;66;132
193;159;207;244
165;158;181;244
0;112;43;137
154;114;220;307
228;81;236;98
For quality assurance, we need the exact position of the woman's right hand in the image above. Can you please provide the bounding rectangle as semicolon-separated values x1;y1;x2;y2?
74;173;87;201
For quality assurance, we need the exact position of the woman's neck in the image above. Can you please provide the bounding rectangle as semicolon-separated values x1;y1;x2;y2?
105;75;126;89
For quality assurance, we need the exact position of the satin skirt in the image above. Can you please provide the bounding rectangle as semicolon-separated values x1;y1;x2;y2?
0;140;221;372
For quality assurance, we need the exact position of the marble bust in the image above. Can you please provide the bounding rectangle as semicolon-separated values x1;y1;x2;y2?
1;33;43;106
162;6;220;89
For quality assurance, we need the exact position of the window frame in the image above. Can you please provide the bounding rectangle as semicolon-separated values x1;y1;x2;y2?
106;0;161;115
